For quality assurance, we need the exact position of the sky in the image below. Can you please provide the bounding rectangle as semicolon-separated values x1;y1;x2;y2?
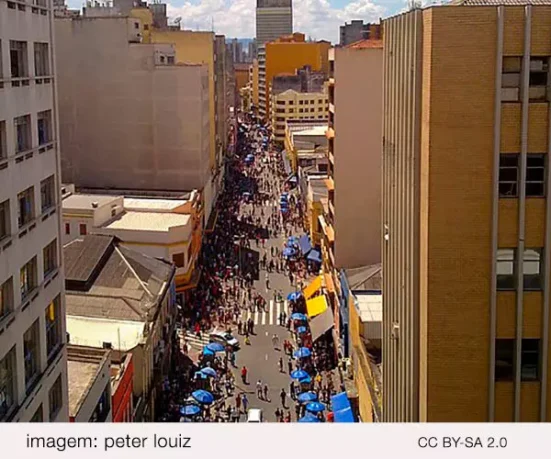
67;0;412;43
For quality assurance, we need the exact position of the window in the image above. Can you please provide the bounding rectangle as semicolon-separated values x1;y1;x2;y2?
45;295;62;362
10;40;28;78
34;42;49;77
49;375;63;421
65;223;70;235
0;199;9;241
289;109;294;113
0;278;14;320
521;339;540;381
30;405;43;422
495;339;514;381
276;108;285;113
529;57;549;101
172;253;185;268
499;154;546;198
20;256;37;300
0;121;6;160
144;24;149;31
160;56;165;64
40;175;55;212
496;248;515;290
501;56;521;102
43;239;57;276
299;100;304;105
495;339;541;382
37;110;52;145
167;56;175;65
24;320;40;392
14;115;31;153
79;224;87;236
526;155;545;197
18;186;35;227
523;248;542;290
310;108;315;112
0;347;17;421
134;22;140;29
299;108;303;113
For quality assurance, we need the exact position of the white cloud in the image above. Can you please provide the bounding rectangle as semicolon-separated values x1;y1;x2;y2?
166;0;387;43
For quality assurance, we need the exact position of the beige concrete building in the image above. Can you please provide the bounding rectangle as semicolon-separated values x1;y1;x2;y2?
1;0;69;422
323;40;382;273
383;1;551;422
67;345;112;422
272;89;328;143
256;0;293;45
55;16;211;197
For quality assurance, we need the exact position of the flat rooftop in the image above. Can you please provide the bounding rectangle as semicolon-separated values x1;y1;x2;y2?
103;211;191;232
123;198;188;212
67;346;110;419
63;194;121;210
293;125;328;137
355;293;382;323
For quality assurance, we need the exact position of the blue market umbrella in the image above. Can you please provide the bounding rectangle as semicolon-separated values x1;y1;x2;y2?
297;392;318;404
191;390;214;405
202;347;215;356
180;404;201;417
299;375;312;384
194;371;208;380
294;347;312;359
290;369;310;380
298;414;320;423
306;401;326;413
200;367;217;377
206;342;225;353
291;313;307;321
283;248;297;258
287;291;302;302
297;326;308;334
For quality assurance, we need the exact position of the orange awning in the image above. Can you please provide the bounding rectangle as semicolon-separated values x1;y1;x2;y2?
176;267;202;293
306;294;328;318
303;275;322;299
324;177;335;192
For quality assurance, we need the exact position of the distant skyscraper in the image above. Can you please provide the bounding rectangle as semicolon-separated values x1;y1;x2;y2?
255;0;293;45
339;20;381;46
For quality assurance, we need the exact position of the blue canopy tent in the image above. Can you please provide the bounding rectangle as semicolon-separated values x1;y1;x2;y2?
294;347;312;359
283;247;297;258
180;404;201;417
287;291;302;302
297;326;308;334
298;414;320;423
306;401;326;413
291;312;307;321
194;371;208;380
298;235;312;255
299;375;312;384
191;390;214;405
200;367;217;377
331;392;355;423
290;369;309;380
202;347;215;356
297;392;318;404
205;342;225;353
307;249;322;263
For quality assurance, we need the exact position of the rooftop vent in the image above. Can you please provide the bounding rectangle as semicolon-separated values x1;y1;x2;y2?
92;202;99;208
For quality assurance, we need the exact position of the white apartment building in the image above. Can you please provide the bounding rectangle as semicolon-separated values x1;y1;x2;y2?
0;0;68;422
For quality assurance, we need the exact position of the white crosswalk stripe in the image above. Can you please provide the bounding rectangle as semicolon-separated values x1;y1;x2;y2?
180;331;210;348
239;299;291;326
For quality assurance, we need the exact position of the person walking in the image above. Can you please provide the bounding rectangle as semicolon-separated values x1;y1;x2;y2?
263;383;269;401
242;394;249;413
278;356;284;373
272;333;280;350
287;359;293;375
280;388;287;408
241;366;248;384
290;380;296;400
236;393;242;413
256;380;263;399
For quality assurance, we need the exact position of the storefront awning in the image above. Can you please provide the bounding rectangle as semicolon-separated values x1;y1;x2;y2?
331;392;350;413
334;407;355;423
303;275;322;300
310;305;334;342
298;234;312;255
306;294;328;318
307;249;322;263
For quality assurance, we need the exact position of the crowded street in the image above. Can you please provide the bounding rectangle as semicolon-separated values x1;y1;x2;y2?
156;111;346;423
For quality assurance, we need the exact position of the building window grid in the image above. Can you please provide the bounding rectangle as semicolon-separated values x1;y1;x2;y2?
37;110;52;146
40;175;56;213
45;295;62;363
23;320;41;393
18;186;35;228
0;121;7;160
496;248;543;290
499;154;546;198
0;346;17;421
0;199;9;241
14;115;32;154
9;40;28;79
20;256;37;301
0;277;14;320
495;338;541;381
34;42;49;77
49;375;63;421
43;239;57;277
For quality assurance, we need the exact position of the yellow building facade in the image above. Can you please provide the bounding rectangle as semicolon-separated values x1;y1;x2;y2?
263;34;330;120
249;59;259;109
271;88;328;142
383;3;551;422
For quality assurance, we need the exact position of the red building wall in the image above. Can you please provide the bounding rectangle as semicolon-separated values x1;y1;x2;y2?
112;355;134;422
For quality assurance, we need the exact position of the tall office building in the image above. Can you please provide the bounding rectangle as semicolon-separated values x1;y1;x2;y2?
255;0;293;45
383;1;551;422
256;0;293;120
1;0;68;421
